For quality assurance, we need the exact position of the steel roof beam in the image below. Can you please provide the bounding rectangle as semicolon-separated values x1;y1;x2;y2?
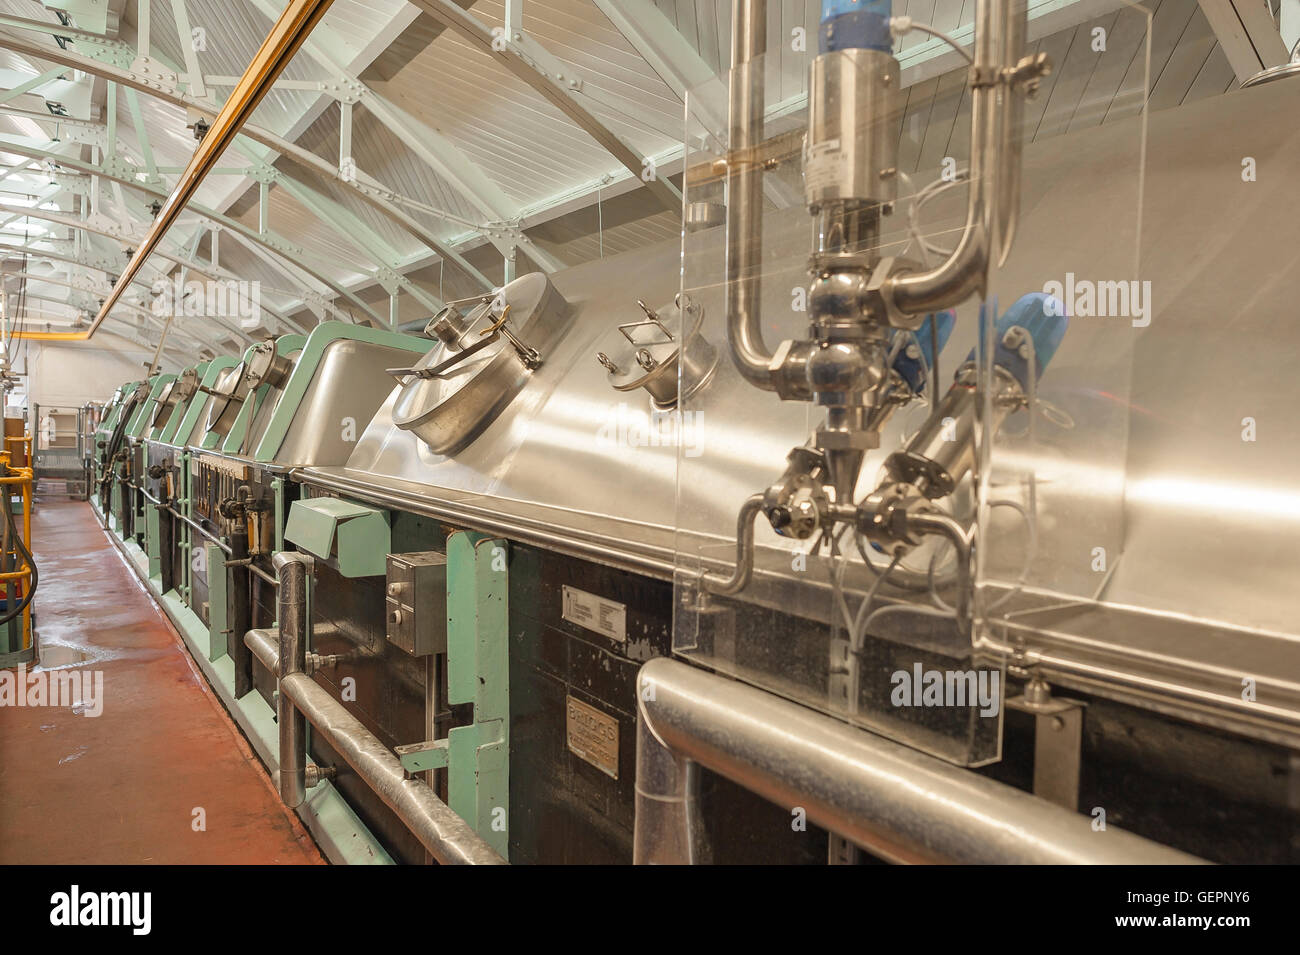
0;67;65;105
51;0;339;343
2;284;205;362
6;289;206;357
0;200;267;336
591;0;726;131
241;0;550;271
270;173;446;314
2;270;213;350
0;182;294;339
0;28;498;290
408;0;681;210
0;134;386;326
1198;0;1291;82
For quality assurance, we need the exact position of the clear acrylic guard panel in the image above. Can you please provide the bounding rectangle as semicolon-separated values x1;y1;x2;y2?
667;0;1102;766
975;3;1300;727
974;3;1151;661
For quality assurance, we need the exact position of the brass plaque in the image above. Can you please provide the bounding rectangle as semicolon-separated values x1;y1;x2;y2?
566;695;619;779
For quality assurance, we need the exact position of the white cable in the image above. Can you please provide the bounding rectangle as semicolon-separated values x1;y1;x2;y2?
860;601;958;637
889;16;974;64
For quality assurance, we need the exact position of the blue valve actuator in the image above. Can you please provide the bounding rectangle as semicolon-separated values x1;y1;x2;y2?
891;309;955;394
819;0;892;53
967;292;1069;390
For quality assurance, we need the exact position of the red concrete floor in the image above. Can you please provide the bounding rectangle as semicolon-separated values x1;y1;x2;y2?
0;493;323;864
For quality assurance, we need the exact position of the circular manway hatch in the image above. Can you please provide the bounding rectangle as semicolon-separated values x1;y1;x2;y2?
204;341;296;438
204;362;248;437
392;272;568;455
152;366;199;431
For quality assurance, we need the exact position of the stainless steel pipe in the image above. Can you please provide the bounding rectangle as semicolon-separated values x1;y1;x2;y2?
245;627;506;865
166;505;232;555
700;492;764;596
906;509;972;628
724;0;775;389
634;657;1204;864
275;552;309;808
886;0;1024;315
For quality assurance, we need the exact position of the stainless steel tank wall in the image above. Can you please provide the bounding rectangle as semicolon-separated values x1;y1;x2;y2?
317;76;1300;640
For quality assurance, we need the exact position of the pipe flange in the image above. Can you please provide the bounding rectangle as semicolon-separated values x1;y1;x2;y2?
860;256;927;331
857;481;934;555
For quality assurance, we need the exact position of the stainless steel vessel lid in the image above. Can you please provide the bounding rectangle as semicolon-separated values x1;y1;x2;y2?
151;365;199;431
203;340;296;438
391;272;566;453
204;361;248;435
596;293;716;407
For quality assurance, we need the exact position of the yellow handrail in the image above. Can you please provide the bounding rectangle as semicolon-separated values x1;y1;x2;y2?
0;447;33;650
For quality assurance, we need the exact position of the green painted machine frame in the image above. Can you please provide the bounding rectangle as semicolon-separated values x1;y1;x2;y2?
250;322;430;464
396;531;510;858
446;531;510;858
125;374;176;439
169;358;238;447
217;335;307;456
149;361;210;442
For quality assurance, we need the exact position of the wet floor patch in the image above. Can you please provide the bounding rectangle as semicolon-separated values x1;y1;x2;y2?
33;643;91;670
57;744;88;765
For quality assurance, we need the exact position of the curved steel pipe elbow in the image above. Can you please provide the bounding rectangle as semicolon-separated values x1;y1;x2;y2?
700;493;765;597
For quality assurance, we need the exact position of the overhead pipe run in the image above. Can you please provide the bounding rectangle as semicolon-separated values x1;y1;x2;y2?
634;658;1204;865
13;0;337;342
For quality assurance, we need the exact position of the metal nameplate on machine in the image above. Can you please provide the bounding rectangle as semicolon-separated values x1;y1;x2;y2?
561;584;626;643
566;695;619;779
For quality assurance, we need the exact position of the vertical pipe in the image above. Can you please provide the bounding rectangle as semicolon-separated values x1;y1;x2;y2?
994;0;1029;265
423;652;438;864
633;690;706;864
724;0;774;389
122;453;135;540
228;518;253;697
181;453;191;602
158;498;175;594
275;552;309;808
886;0;1004;315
